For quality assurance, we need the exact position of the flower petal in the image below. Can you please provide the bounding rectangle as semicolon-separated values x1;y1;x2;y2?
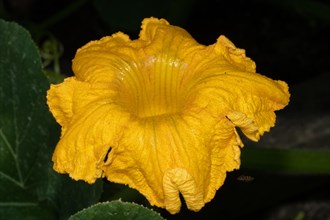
47;77;131;183
102;115;208;213
47;77;76;129
186;36;290;141
47;77;116;133
163;168;204;214
215;35;256;72
101;110;242;214
72;32;140;84
198;72;289;141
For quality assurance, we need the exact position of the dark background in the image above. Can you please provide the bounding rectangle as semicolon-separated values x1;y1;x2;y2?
2;0;330;85
1;0;329;219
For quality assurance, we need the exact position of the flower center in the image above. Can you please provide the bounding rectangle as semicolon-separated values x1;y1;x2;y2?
116;56;190;118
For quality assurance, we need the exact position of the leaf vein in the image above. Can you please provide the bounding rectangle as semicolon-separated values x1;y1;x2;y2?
9;69;24;186
0;129;16;160
0;171;24;188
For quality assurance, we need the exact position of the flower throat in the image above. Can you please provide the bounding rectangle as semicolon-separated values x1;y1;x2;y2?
117;56;189;118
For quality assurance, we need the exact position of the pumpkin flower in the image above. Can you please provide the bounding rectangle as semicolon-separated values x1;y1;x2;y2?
47;17;290;214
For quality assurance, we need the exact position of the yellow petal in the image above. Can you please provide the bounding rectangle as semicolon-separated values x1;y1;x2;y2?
47;77;75;129
72;32;137;84
47;17;290;214
47;77;130;183
214;35;257;72
163;168;204;214
102;113;239;214
187;35;290;140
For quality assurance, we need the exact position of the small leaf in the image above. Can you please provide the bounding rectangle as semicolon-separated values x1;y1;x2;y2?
69;201;165;220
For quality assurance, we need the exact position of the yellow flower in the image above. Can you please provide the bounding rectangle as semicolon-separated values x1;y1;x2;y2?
47;17;290;214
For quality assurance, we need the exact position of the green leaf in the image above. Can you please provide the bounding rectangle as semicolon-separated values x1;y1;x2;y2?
241;147;330;174
69;201;165;220
0;19;104;219
0;19;56;218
